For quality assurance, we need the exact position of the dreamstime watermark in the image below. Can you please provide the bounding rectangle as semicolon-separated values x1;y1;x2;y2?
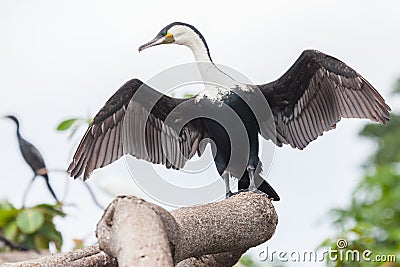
258;239;397;263
124;62;277;207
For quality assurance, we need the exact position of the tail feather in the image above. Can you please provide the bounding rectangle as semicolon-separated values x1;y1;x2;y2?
257;178;280;201
238;171;250;190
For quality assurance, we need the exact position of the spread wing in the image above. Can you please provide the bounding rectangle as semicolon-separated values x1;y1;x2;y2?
68;79;204;179
259;49;391;149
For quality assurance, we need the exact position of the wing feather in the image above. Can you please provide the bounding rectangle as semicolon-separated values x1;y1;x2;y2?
68;79;204;179
102;127;116;167
260;49;390;149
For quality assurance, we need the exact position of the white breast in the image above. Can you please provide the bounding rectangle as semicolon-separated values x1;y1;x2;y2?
196;84;230;102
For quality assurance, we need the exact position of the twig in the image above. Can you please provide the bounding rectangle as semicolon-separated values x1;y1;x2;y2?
0;234;28;251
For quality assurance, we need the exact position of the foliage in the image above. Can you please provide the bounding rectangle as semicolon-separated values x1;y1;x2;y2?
183;93;195;98
238;253;286;267
391;78;400;95
56;117;92;139
239;254;261;267
0;200;65;251
0;116;96;253
359;114;400;166
321;83;400;266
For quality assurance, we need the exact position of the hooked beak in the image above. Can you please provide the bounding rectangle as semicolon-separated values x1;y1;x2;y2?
2;115;18;124
138;33;175;52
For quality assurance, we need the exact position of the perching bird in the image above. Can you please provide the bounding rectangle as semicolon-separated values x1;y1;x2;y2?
4;115;59;204
68;22;390;200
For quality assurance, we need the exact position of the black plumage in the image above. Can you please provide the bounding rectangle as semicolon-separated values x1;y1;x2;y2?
68;22;390;201
68;79;203;179
4;115;59;203
259;50;390;149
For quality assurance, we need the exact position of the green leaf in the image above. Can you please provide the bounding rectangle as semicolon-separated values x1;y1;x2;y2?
3;221;18;240
57;118;78;131
0;199;16;210
37;222;63;251
34;234;50;250
35;203;66;217
16;209;45;234
20;235;36;250
0;208;20;226
183;93;195;99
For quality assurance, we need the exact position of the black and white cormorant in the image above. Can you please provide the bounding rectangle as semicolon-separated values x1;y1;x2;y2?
4;115;59;203
68;22;390;201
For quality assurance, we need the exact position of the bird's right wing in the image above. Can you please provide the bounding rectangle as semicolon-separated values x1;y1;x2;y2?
68;79;204;179
258;49;390;149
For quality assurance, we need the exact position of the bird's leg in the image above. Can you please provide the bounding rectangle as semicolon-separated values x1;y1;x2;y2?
247;165;257;191
22;175;37;207
42;175;59;203
222;171;233;198
246;165;268;196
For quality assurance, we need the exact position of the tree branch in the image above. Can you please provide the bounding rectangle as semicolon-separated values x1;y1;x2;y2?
97;192;277;267
1;192;278;267
1;245;116;267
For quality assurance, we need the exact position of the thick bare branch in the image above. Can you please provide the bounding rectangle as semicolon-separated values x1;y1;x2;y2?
1;245;116;267
1;192;278;267
96;196;177;267
97;192;277;267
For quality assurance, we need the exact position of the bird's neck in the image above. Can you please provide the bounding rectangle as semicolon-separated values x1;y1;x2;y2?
12;120;21;137
185;38;236;99
183;33;212;63
16;126;21;137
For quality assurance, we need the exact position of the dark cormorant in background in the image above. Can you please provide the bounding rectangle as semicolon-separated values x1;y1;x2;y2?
3;115;104;209
68;22;390;200
4;115;59;204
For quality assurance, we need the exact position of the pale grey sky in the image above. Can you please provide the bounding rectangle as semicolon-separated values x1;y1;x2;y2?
0;0;399;266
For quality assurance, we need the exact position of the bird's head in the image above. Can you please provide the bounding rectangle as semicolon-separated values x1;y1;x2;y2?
3;115;18;124
138;22;208;52
3;115;20;130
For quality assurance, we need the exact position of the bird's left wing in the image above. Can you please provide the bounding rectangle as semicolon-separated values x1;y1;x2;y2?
68;79;204;179
258;49;390;149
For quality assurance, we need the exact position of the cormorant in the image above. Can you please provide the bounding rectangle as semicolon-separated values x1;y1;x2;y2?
4;115;59;204
68;22;390;201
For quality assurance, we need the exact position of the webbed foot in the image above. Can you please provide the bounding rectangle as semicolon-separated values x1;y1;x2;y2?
225;191;234;198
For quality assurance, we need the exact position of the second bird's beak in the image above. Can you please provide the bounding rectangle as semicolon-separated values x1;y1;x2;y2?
138;33;175;52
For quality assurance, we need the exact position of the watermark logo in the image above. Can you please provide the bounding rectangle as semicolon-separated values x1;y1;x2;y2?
258;238;397;263
336;238;348;249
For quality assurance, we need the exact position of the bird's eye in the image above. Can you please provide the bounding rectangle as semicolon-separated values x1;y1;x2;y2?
162;31;167;36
